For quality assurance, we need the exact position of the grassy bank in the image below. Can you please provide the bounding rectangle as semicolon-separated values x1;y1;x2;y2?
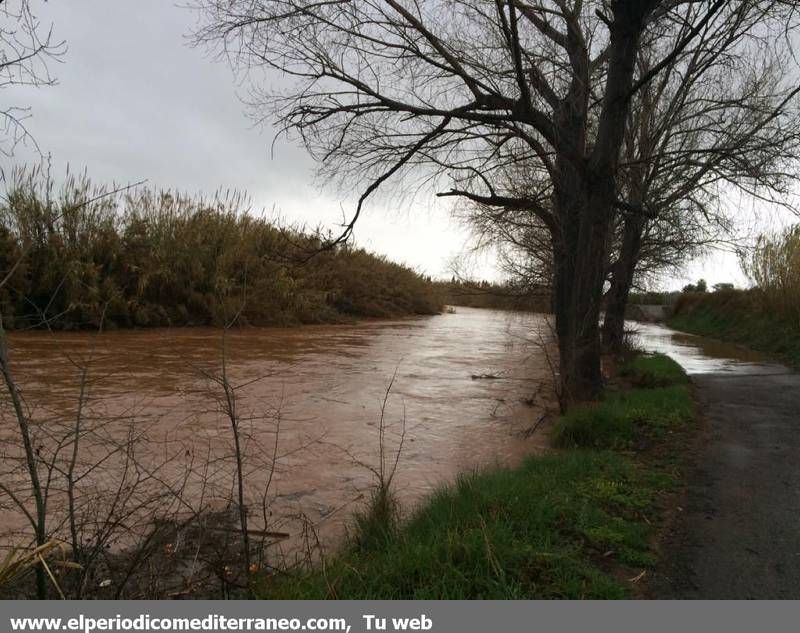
0;169;443;330
669;289;800;368
257;354;695;599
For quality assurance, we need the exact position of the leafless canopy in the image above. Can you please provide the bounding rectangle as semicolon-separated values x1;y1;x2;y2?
193;1;796;231
192;0;800;402
0;0;64;159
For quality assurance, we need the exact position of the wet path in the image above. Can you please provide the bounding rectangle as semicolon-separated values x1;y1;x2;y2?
636;324;800;598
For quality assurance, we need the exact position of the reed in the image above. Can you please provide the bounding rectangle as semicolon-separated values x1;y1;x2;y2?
741;224;800;326
0;167;443;330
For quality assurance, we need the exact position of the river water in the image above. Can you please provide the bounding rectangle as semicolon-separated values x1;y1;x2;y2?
1;307;556;558
4;307;784;583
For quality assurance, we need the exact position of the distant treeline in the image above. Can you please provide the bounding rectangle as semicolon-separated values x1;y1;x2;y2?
0;170;443;330
627;291;680;306
439;279;550;312
628;280;733;307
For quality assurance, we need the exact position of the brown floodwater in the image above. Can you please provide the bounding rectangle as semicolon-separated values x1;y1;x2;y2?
633;322;787;375
1;307;555;559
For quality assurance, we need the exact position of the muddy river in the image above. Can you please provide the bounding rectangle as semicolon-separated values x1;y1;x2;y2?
1;307;555;560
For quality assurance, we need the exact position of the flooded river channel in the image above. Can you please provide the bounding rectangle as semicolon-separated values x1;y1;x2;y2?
1;307;555;558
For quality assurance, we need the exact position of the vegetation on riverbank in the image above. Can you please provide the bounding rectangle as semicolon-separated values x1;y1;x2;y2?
669;225;800;368
669;289;800;369
257;353;695;599
0;169;443;330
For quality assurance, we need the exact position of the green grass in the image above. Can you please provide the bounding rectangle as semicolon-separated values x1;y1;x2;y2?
553;386;692;450
256;354;695;600
621;353;689;388
668;291;800;369
262;453;659;599
553;354;691;450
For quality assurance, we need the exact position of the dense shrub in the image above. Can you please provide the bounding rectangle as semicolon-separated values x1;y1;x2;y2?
627;290;680;306
0;168;443;329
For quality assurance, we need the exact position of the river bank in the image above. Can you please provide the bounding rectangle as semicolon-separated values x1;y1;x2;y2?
668;290;800;369
0;173;443;331
256;353;698;599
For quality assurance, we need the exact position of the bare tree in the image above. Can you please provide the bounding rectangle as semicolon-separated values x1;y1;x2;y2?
0;311;47;596
0;0;64;163
600;34;800;351
462;19;800;353
192;0;799;404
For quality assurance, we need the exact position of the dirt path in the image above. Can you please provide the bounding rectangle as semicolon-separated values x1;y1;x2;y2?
651;359;800;597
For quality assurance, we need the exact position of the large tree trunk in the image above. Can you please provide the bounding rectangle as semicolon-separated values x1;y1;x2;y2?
551;170;614;407
602;215;645;352
549;1;653;407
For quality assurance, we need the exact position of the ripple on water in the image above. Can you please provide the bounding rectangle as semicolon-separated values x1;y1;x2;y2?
2;307;557;552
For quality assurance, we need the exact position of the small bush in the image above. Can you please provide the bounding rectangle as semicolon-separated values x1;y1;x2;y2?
350;487;399;552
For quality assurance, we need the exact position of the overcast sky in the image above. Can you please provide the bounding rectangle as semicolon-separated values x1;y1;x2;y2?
5;1;793;289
